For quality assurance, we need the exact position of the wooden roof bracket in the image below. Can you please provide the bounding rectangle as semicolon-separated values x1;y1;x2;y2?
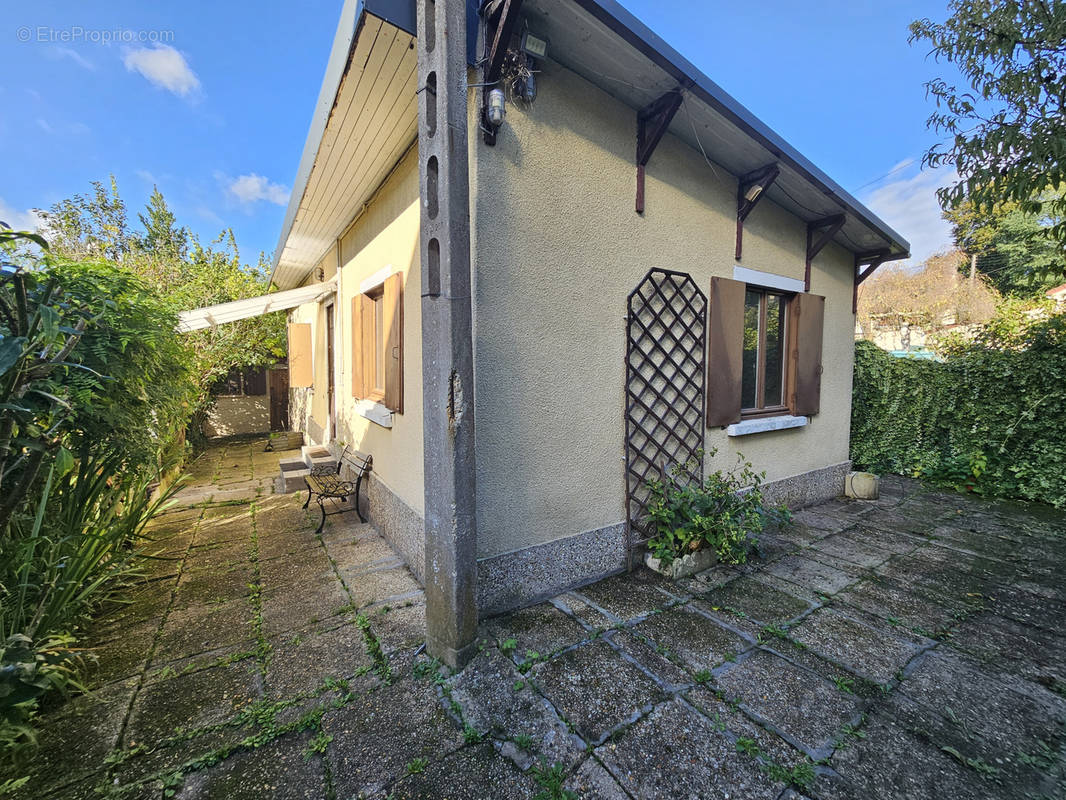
735;163;780;260
635;90;683;213
853;249;889;313
480;0;524;145
804;214;846;291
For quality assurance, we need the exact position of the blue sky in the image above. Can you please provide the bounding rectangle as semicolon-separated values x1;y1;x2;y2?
2;0;960;268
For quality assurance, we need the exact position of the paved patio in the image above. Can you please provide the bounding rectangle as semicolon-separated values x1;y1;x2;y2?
7;439;1066;799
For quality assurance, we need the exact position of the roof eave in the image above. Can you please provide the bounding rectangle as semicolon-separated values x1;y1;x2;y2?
271;0;368;287
570;0;910;258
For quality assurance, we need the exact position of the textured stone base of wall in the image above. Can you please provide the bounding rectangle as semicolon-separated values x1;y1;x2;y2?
358;460;849;618
476;523;627;616
366;473;426;585
760;460;850;509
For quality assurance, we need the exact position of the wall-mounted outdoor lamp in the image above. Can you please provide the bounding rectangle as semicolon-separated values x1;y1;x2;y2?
520;31;547;59
486;88;507;127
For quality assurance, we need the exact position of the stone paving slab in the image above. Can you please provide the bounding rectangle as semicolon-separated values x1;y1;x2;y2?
379;742;538;800
446;648;585;771
531;639;665;744
808;532;897;568
265;621;376;698
833;576;975;637
716;649;861;759
571;569;682;623
764;552;862;596
595;697;785;800
323;672;465;798
173;731;328;800
700;574;812;626
11;678;137;797
899;648;1066;770
482;601;592;661
945;611;1066;690
819;709;1005;800
563;756;632;799
153;599;256;664
8;440;1066;800
627;604;752;674
789;607;928;685
128;660;260;745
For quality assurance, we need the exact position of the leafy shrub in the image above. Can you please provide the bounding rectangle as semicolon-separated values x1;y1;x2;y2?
0;634;86;756
645;449;789;565
851;305;1066;507
0;230;189;764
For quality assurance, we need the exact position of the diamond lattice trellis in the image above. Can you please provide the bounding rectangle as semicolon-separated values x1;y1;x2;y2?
625;268;707;568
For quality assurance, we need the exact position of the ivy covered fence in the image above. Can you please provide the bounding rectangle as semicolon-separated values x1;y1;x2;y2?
850;305;1066;508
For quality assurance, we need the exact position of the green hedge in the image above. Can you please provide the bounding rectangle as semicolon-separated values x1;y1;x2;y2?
850;310;1066;508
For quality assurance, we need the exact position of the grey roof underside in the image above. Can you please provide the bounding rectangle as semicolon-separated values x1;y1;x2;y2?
272;0;907;285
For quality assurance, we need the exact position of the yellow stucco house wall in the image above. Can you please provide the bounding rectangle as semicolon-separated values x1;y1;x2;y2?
271;0;909;614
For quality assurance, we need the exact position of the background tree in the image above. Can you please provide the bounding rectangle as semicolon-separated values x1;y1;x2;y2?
944;192;1066;295
910;1;1066;246
857;249;999;340
37;178;286;441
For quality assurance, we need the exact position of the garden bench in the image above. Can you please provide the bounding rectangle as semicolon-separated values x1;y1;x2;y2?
302;446;372;533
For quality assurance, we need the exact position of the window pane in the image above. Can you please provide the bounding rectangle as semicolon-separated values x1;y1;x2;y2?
374;295;385;392
764;294;786;407
741;289;760;409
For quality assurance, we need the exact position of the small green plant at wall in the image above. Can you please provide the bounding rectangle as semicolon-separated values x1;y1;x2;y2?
644;448;790;565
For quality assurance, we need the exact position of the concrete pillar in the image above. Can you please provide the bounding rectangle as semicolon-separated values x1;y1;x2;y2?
417;0;479;668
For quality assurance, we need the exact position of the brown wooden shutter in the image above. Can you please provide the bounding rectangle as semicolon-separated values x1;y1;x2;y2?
288;323;313;388
788;292;825;415
351;295;374;398
706;276;746;427
382;273;404;413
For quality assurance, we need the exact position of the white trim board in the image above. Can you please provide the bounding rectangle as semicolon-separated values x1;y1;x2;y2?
726;415;808;437
359;265;394;294
733;266;805;294
354;399;393;428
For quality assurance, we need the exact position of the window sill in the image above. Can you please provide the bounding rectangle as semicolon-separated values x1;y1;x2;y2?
354;399;393;429
726;415;807;437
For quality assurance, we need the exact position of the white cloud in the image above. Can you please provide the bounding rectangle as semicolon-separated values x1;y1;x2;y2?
862;165;957;265
223;173;290;207
48;47;95;71
35;118;90;136
123;44;201;98
0;198;43;232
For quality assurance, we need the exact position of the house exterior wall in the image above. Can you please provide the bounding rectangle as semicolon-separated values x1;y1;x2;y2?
286;148;426;572
470;58;855;570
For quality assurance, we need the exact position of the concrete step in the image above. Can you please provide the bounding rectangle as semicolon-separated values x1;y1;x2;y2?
300;445;335;471
278;456;312;494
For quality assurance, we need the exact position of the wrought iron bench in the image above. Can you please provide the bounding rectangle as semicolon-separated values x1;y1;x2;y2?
302;446;373;533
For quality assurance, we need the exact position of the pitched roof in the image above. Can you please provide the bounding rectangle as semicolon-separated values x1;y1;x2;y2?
272;0;909;288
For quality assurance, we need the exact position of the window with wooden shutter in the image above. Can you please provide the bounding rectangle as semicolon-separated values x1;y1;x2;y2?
351;273;404;414
740;287;790;418
382;272;404;413
706;276;746;427
288;323;313;388
787;292;825;415
351;294;374;398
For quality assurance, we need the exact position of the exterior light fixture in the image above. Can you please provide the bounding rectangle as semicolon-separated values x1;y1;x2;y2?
520;31;548;59
486;88;506;127
743;184;763;202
